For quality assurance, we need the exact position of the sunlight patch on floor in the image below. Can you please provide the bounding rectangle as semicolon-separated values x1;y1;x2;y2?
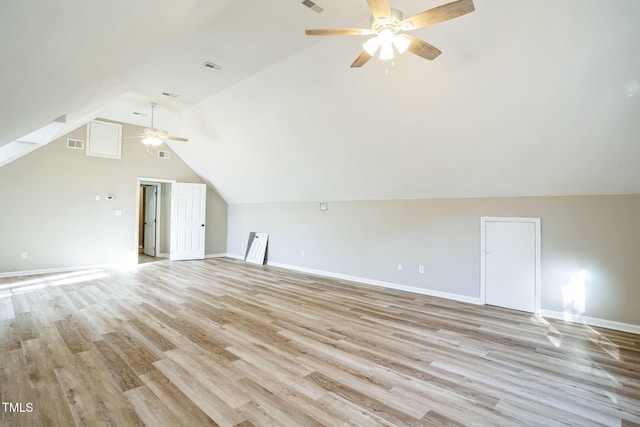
586;325;621;361
0;269;110;297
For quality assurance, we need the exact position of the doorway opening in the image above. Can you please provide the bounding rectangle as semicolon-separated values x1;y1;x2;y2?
136;178;175;265
135;178;207;264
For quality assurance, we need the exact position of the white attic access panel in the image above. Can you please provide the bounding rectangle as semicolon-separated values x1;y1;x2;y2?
86;120;122;159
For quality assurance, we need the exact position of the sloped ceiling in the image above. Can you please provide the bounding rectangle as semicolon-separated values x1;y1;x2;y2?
2;0;639;203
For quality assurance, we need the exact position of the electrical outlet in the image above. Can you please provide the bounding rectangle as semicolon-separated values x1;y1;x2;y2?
21;252;28;260
419;265;425;274
397;263;403;271
300;250;305;258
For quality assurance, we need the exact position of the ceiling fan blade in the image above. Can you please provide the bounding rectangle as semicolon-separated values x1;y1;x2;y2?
350;50;373;68
404;35;442;60
367;0;391;19
165;136;188;142
400;0;474;30
305;28;374;36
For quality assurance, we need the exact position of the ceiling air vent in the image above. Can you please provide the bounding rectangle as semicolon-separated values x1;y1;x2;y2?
66;138;84;150
158;150;171;159
202;62;224;71
162;92;180;98
301;0;324;13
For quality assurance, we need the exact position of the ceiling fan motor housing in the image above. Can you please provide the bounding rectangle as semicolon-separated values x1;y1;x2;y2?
370;8;404;33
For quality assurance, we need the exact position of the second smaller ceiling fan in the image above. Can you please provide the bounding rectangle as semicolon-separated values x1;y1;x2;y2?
141;102;188;146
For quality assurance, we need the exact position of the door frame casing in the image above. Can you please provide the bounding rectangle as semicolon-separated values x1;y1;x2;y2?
135;177;176;261
480;217;541;314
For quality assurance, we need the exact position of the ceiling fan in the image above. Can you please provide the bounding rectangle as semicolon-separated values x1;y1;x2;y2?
305;0;474;67
141;102;188;146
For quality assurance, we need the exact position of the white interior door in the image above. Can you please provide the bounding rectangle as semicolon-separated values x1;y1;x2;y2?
482;218;540;313
170;183;206;261
143;185;157;256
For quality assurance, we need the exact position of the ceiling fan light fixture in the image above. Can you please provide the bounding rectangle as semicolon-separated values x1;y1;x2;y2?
393;34;411;54
379;43;395;60
143;135;163;147
363;37;381;55
378;28;395;46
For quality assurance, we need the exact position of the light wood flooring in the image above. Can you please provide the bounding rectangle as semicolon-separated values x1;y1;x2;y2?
1;258;639;426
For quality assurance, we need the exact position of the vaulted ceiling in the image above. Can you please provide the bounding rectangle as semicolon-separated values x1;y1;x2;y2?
2;0;639;203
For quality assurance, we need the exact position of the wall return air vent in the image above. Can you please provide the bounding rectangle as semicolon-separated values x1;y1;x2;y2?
66;139;84;149
158;150;170;159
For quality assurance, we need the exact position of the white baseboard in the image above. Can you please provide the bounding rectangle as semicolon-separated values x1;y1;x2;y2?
540;310;640;335
205;253;230;259
252;258;482;305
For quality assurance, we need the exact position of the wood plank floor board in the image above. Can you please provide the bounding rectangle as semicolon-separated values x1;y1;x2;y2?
102;332;156;375
140;368;220;426
337;339;502;410
10;294;31;316
64;290;90;311
127;316;178;353
113;323;165;363
236;401;282;427
53;318;91;354
306;370;421;425
73;287;102;309
1;257;640;426
124;385;185;427
21;339;76;427
0;318;21;352
163;349;251;409
432;359;622;426
230;348;324;401
1;349;41;427
315;393;399;427
235;376;326;427
72;349;145;426
153;357;245;426
390;384;525;427
76;306;116;338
